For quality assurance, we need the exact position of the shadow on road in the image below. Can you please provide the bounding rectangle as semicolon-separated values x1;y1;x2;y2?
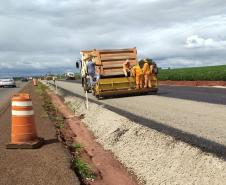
43;138;59;146
56;84;226;161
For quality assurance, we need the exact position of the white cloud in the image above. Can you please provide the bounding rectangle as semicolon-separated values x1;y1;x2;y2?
185;35;226;49
0;0;226;76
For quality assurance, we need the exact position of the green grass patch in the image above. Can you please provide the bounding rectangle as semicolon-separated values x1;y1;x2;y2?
158;65;226;81
71;143;82;151
35;82;47;96
72;157;95;180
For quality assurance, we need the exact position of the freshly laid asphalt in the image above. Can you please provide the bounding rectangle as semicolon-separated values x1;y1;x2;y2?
49;80;226;159
60;80;226;105
158;85;226;105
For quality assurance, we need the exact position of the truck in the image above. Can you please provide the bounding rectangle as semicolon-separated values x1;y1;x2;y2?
77;48;158;99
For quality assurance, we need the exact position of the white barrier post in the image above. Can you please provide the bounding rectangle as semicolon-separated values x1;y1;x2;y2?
85;91;89;110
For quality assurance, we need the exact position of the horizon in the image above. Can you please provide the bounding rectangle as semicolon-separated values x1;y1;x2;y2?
1;0;226;76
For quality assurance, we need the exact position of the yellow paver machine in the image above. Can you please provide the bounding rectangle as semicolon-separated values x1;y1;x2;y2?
77;48;158;99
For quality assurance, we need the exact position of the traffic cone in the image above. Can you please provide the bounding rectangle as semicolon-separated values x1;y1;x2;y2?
33;78;37;86
6;93;44;149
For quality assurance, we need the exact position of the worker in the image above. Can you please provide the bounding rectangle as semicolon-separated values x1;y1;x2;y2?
149;62;158;87
152;62;158;76
123;59;131;77
86;55;100;86
142;59;151;88
132;63;143;89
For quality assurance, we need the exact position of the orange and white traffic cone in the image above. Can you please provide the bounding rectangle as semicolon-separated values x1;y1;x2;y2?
6;93;44;149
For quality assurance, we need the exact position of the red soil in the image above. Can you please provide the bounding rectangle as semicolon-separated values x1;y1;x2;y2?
46;89;139;185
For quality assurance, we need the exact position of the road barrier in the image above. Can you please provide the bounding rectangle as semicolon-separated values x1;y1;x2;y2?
6;93;44;149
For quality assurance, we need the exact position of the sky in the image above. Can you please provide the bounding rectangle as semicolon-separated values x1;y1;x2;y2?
0;0;226;76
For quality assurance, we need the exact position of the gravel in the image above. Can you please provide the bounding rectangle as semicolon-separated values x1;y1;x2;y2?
50;80;226;148
64;95;226;185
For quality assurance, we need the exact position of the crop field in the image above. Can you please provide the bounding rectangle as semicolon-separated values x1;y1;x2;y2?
158;65;226;81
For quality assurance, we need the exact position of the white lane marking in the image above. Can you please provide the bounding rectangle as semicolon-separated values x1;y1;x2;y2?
12;110;34;116
12;101;32;107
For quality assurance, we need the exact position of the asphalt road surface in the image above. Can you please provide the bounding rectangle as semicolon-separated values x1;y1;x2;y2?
0;83;80;185
159;85;226;105
50;80;226;157
0;81;28;112
60;80;226;105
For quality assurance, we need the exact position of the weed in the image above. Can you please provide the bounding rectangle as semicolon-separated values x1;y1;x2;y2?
71;143;82;151
72;157;95;180
35;82;47;96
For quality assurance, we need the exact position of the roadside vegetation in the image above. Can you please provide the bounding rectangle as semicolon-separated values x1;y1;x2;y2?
35;82;95;184
158;65;226;81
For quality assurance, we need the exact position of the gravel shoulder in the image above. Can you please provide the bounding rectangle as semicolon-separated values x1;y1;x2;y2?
52;80;226;149
0;83;80;185
64;95;226;185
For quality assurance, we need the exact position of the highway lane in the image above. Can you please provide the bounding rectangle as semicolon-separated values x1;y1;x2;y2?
59;80;226;105
50;80;226;157
159;85;226;105
0;82;28;112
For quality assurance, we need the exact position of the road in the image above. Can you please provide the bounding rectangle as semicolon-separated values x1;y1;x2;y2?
59;80;226;105
0;81;28;112
0;83;80;185
52;80;226;157
159;85;226;105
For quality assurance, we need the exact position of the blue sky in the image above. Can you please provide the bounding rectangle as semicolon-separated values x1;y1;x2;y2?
0;0;226;76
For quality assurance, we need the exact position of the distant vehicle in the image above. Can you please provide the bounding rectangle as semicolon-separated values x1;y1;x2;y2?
21;77;29;82
65;72;75;80
0;78;16;88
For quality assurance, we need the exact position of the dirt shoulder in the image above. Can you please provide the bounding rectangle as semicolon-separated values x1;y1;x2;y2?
45;85;139;185
0;83;80;185
159;80;226;87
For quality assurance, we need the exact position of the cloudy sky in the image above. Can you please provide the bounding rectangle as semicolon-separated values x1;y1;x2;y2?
0;0;226;76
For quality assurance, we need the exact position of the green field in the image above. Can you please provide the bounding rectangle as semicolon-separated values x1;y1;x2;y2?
158;65;226;81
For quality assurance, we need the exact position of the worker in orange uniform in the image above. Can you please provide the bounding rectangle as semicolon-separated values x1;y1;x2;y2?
142;59;151;88
132;63;143;89
123;59;131;77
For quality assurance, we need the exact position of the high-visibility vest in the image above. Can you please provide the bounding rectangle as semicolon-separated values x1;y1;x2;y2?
132;65;143;76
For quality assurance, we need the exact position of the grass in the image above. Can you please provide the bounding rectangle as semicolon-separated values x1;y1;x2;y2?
71;143;82;151
35;82;65;129
72;157;95;180
35;82;95;182
35;82;47;96
158;65;226;81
